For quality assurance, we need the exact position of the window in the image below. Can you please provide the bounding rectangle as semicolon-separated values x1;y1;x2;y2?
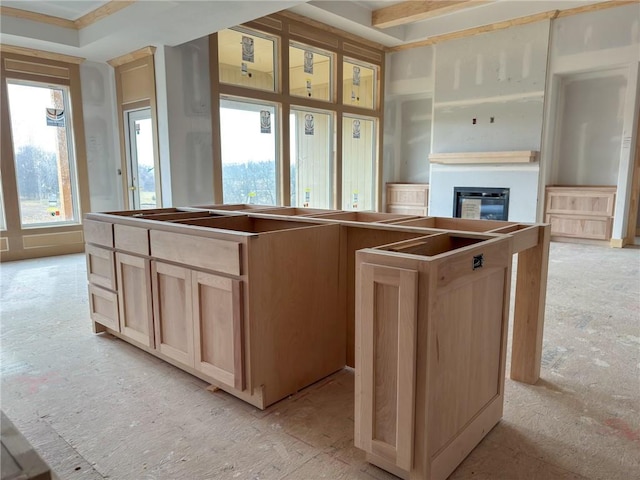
0;181;6;230
342;115;376;211
343;59;377;109
289;43;333;101
6;80;80;227
290;108;334;208
124;108;159;209
220;98;278;205
218;28;277;92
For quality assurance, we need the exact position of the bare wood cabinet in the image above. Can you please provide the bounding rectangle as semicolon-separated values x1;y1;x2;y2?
545;186;616;241
385;183;429;216
84;205;551;480
355;233;513;480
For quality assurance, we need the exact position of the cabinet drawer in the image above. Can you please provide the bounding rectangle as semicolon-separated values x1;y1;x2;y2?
114;224;149;255
84;220;113;247
546;214;612;240
386;184;429;207
88;284;119;331
86;244;116;290
387;205;428;216
150;230;242;276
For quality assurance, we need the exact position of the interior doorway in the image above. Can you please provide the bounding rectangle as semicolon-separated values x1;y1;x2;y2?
124;108;159;209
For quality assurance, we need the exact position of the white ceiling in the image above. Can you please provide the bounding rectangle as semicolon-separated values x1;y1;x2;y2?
0;1;606;62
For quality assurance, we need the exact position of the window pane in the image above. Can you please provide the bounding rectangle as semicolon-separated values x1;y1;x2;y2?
218;28;276;92
343;60;376;109
220;99;278;205
342;116;376;211
290;108;333;208
289;44;332;102
7;82;79;227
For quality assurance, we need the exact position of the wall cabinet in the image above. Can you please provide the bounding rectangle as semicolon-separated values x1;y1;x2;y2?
545;186;616;241
385;183;429;216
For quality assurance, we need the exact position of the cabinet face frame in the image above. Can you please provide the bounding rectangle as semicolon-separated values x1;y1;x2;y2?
355;262;418;471
151;261;195;367
192;271;245;391
115;252;154;348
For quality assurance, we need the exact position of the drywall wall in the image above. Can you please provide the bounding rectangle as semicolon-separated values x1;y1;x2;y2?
556;71;627;186
427;21;550;220
159;37;215;207
432;20;550;153
80;61;123;212
542;3;640;238
429;164;539;222
383;44;434;196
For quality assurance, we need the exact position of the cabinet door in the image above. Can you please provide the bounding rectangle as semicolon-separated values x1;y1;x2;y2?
115;252;154;347
355;263;418;472
192;272;244;391
151;261;194;367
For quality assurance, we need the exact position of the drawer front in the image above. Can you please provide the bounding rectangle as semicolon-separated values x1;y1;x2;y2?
86;244;116;290
545;189;615;216
150;230;242;276
547;214;612;240
386;185;428;206
387;205;428;216
114;224;149;255
88;284;119;331
84;220;113;248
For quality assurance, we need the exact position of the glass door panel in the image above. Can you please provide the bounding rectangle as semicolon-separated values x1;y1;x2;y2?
126;109;157;209
342;116;376;211
290;108;333;208
7;81;79;226
220;98;278;205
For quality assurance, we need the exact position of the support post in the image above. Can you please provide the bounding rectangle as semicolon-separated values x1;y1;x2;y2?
511;224;550;384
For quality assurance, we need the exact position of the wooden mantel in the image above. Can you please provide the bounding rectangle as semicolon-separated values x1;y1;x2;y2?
429;150;537;164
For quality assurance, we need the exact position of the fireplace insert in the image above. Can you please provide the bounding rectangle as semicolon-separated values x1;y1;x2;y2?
453;187;510;221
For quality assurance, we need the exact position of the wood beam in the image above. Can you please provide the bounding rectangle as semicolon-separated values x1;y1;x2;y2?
372;1;490;29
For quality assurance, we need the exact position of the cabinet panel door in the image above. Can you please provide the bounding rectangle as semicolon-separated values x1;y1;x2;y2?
151;261;194;367
355;263;418;471
115;252;154;347
86;244;116;290
192;272;244;391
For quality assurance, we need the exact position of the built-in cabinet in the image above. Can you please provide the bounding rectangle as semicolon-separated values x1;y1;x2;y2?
385;183;429;216
545;186;616;241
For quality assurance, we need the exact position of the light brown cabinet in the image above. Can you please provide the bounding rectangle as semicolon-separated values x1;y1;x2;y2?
545;186;616;241
355;233;513;480
385;183;429;216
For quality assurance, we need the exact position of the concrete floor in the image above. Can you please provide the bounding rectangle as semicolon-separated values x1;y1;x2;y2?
1;242;638;480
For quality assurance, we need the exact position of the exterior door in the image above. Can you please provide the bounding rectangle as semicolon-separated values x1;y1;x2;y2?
125;108;158;210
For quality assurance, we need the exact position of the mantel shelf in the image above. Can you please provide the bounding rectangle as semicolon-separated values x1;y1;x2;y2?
429;151;538;165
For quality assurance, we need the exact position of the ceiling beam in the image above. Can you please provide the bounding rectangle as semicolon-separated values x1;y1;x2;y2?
372;1;491;29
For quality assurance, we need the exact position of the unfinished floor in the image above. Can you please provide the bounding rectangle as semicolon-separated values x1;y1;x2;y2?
0;241;638;480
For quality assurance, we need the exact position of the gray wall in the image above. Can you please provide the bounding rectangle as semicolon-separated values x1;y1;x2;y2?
80;61;123;212
432;20;550;153
158;37;214;207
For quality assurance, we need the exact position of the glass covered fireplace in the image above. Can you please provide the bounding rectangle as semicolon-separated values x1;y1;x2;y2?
453;187;510;221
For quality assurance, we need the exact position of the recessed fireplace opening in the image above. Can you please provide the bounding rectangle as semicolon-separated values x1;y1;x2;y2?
453;187;510;221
